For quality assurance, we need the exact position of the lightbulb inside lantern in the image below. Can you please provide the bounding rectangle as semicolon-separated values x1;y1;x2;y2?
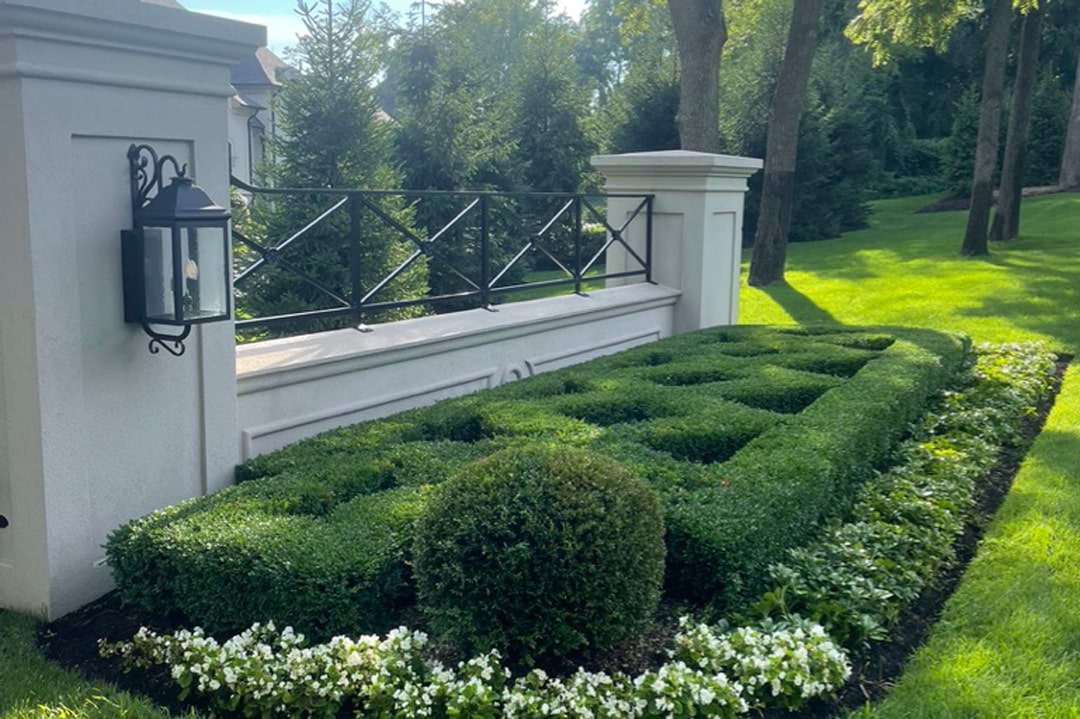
184;258;199;280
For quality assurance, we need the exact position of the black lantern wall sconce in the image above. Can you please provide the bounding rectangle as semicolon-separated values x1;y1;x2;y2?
122;144;232;356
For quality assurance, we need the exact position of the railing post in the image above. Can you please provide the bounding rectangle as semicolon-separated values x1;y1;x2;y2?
479;194;491;308
645;194;654;285
574;196;584;295
349;194;363;327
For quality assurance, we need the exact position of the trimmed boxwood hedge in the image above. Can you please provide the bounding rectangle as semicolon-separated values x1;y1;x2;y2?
108;474;425;639
414;445;665;668
664;332;964;606
105;326;968;639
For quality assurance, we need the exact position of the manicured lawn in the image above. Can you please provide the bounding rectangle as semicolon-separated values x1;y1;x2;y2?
741;191;1080;718
740;193;1080;349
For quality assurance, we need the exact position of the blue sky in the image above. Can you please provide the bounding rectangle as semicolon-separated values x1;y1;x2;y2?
185;1;586;55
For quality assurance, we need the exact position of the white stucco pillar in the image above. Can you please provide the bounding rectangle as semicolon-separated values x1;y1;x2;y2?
0;0;263;618
591;150;762;334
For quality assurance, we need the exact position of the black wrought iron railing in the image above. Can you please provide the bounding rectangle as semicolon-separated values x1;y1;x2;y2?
231;177;653;335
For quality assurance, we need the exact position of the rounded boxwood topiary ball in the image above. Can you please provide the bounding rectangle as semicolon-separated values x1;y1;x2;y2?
413;444;665;669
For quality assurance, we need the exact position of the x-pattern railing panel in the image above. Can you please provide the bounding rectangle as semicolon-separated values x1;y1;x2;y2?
231;177;653;334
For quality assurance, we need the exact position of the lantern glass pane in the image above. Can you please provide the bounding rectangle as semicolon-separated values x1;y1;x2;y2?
142;226;176;322
178;226;229;322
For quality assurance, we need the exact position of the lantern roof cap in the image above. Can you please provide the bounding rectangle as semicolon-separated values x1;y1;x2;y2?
137;176;230;223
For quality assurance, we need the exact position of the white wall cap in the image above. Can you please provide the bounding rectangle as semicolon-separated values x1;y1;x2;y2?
591;150;763;179
0;0;265;65
237;284;681;390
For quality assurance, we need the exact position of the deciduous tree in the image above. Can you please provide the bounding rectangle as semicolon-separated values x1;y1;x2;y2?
667;0;726;152
990;2;1044;241
748;0;824;287
1060;50;1080;188
847;0;1041;256
959;0;1012;256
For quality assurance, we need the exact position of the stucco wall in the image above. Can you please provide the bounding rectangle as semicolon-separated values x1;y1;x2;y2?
0;0;262;618
0;322;15;579
237;285;680;459
593;151;761;333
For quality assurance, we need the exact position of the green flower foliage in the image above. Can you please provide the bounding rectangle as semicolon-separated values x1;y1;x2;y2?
413;445;665;669
753;342;1057;648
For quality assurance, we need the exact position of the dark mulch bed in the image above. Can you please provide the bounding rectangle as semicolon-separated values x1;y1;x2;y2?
37;356;1069;718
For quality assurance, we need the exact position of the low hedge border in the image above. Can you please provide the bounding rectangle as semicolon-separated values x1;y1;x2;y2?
664;328;967;606
750;341;1060;648
102;342;1056;719
106;326;968;638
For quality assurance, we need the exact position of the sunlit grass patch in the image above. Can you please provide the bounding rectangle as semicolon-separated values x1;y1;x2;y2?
0;612;192;719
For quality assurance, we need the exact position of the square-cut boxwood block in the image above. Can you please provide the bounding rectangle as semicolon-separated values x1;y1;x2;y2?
108;485;426;640
234;421;414;482
553;384;687;426
107;325;968;638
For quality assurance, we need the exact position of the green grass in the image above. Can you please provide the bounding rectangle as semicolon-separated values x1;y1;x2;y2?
496;266;606;302
850;376;1080;718
0;612;193;718
740;191;1080;718
740;194;1080;350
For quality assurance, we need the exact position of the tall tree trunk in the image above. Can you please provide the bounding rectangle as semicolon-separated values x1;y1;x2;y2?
960;0;1012;257
668;0;725;153
990;4;1043;243
1059;51;1080;188
748;0;822;288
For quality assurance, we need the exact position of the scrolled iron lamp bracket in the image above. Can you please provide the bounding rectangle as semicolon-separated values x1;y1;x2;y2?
142;322;192;357
122;144;232;357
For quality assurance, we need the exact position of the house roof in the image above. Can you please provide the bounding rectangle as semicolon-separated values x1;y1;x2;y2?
232;93;267;111
140;0;186;8
231;47;292;88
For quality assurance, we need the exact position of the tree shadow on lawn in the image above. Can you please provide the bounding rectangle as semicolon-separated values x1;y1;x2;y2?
759;281;841;326
955;253;1080;353
798;238;1014;285
763;237;1080;352
774;193;1075;287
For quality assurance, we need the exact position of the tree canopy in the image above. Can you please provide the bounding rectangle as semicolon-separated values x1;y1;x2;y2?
244;0;1080;330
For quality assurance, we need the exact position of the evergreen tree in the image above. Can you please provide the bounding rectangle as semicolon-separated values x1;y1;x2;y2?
1025;71;1071;185
511;23;598;192
942;85;981;196
389;0;596;306
237;0;427;335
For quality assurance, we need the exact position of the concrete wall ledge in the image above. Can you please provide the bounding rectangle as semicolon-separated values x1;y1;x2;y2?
238;284;681;392
236;284;681;458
